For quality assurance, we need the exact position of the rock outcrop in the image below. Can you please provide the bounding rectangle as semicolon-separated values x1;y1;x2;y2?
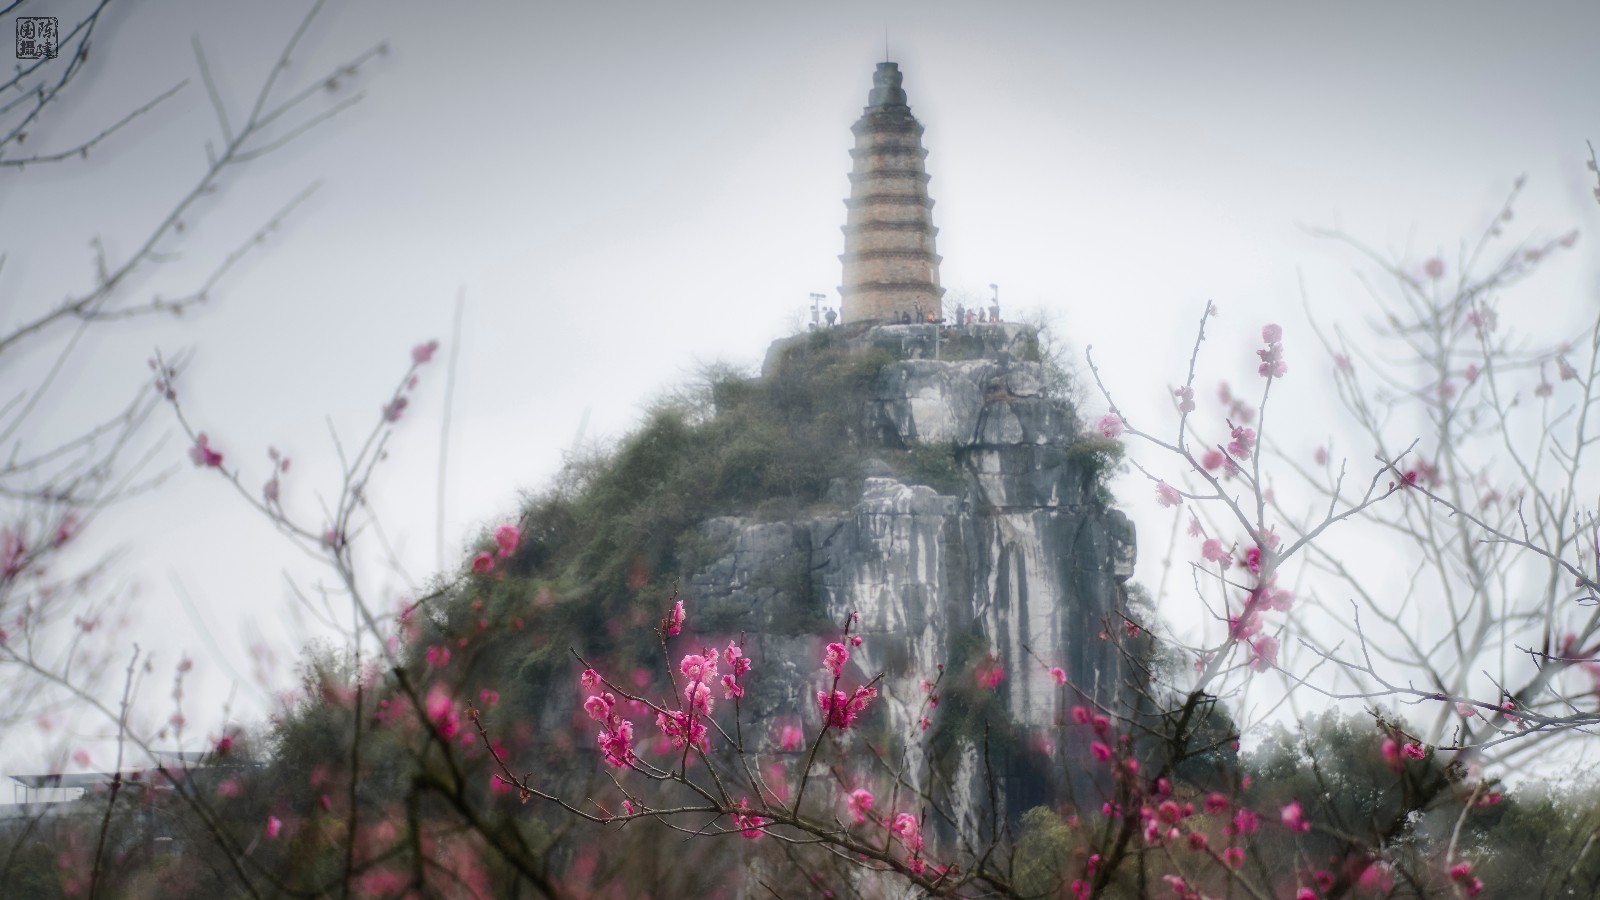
693;322;1136;834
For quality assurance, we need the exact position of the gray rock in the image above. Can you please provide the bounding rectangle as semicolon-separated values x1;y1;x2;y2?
688;323;1136;838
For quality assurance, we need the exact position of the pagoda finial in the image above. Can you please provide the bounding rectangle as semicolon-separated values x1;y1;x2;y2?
867;61;908;108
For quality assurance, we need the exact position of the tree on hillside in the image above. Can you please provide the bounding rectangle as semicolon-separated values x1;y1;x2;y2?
0;0;388;891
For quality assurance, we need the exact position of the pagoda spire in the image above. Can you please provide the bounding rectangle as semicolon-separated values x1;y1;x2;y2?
838;61;944;324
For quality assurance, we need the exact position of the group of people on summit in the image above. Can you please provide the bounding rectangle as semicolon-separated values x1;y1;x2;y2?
809;300;1002;330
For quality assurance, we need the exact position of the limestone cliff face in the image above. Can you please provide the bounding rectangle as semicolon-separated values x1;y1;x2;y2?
694;322;1136;829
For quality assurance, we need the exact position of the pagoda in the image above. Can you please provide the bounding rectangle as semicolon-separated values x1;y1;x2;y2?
838;62;944;324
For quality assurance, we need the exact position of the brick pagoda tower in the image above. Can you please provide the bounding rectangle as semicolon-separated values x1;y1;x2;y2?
838;62;944;324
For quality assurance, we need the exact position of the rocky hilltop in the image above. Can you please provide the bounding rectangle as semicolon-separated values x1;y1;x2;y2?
688;321;1137;825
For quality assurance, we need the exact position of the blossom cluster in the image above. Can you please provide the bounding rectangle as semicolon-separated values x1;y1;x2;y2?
583;690;637;767
1193;525;1294;672
731;797;764;840
1257;323;1286;379
381;340;440;423
471;523;521;574
818;686;878;729
816;616;877;730
1379;735;1427;772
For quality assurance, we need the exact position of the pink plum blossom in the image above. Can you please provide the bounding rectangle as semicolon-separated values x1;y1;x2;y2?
823;642;849;678
584;693;615;722
845;787;874;824
266;816;283;839
664;599;685;637
471;552;494;574
425;685;458;738
412;340;440;364
494;524;521;558
1155;481;1182;508
732;798;764;839
1049;666;1067;685
655;710;708;752
896;810;921;851
1229;611;1262;640
1379;737;1425;770
684;681;713;716
1258;349;1286;379
680;653;718;684
975;656;1005;689
188;433;223;468
818;686;877;729
1449;862;1483;896
1281;800;1310;832
1247;635;1279;671
1227;425;1256;459
598;717;636;767
1357;862;1395;892
1096;413;1125;439
1259;584;1294;612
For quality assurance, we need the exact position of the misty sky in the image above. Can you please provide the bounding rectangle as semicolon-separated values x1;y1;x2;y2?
4;0;1598;773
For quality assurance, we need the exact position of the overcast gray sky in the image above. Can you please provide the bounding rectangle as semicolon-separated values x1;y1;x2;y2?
4;0;1597;773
